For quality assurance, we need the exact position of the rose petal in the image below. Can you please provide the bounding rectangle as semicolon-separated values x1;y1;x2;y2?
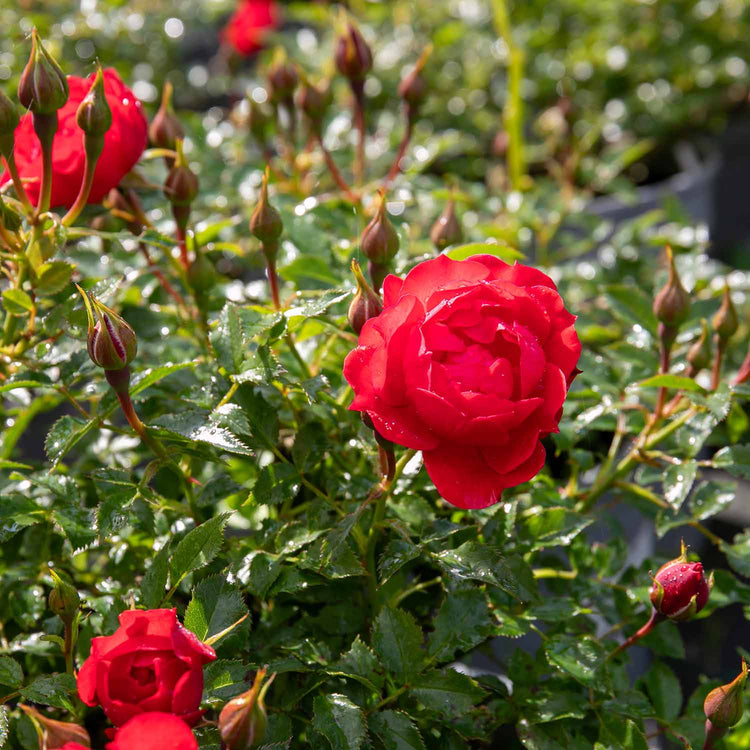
399;254;490;306
105;712;198;750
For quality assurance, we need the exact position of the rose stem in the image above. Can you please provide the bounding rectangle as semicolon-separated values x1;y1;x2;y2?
32;112;58;219
315;134;357;201
607;609;664;661
711;335;726;391
351;80;366;185
62;141;104;227
654;337;672;423
384;119;414;188
1;154;33;214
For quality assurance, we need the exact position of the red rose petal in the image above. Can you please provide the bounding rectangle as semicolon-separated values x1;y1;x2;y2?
105;712;198;750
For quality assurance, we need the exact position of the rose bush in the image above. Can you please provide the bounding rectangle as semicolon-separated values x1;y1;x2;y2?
222;0;279;56
344;253;581;508
77;609;216;728
0;68;146;208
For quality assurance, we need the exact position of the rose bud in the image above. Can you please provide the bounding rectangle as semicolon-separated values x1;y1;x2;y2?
48;568;80;623
348;259;383;334
77;285;137;372
164;139;199;208
334;21;373;84
18;29;69;115
687;319;711;376
397;45;432;120
19;704;91;750
296;78;329;135
713;284;738;343
149;80;184;152
219;668;272;750
106;712;199;750
653;247;690;329
430;197;463;252
733;347;750;386
76;67;112;139
705;658;747;731
361;192;399;267
250;168;283;249
0;87;19;160
267;53;298;104
649;542;712;621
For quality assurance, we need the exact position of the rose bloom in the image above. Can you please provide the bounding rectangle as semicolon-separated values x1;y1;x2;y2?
77;608;216;727
222;0;279;56
61;712;198;750
344;254;581;509
1;69;147;209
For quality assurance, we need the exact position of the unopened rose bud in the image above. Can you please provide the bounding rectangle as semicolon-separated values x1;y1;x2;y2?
267;54;298;104
48;569;80;623
713;284;738;343
348;259;383;334
649;541;711;621
18;29;69;115
704;659;747;731
430;197;462;252
187;246;216;295
361;192;399;266
164;139;199;208
76;66;112;139
77;285;137;371
250;167;283;250
653;247;690;329
397;45;431;120
20;705;90;750
687;319;711;376
219;669;271;750
0;87;19;159
149;80;184;152
334;21;372;84
296;79;329;134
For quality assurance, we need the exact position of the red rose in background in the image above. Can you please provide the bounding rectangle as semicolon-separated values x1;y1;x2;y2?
77;608;216;728
222;0;279;56
0;69;147;209
61;713;198;750
344;254;581;509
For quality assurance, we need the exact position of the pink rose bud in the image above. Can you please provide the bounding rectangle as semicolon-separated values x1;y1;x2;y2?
77;285;137;372
430;197;462;252
18;29;69;115
397;45;432;118
149;80;184;152
649;542;711;621
164;139;199;208
704;658;747;730
348;259;383;334
653;247;690;329
713;284;738;343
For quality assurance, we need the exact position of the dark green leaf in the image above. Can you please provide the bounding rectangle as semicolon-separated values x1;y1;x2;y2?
184;575;248;642
0;656;23;688
170;513;230;582
251;463;301;506
141;544;170;609
369;710;425;750
427;588;491;662
328;636;384;692
643;661;681;721
203;659;251;702
663;460;698;511
372;607;423;682
545;635;605;684
407;668;487;716
20;673;77;710
312;694;367;750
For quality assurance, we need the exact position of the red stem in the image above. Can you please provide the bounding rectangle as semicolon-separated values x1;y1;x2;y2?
316;134;357;201
266;256;280;310
352;82;366;185
1;153;33;214
384;117;414;187
137;241;187;310
175;224;189;270
711;336;725;391
609;609;665;659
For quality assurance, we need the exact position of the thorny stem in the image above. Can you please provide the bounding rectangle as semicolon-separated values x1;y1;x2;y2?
351;81;366;185
384;118;414;188
607;609;664;661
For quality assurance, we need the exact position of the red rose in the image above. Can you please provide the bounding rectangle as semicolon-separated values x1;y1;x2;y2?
343;254;581;509
77;608;216;727
61;713;198;750
1;69;147;209
650;558;710;620
222;0;279;57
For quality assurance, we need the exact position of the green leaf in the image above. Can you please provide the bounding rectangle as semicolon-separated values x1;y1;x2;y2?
2;289;33;316
312;694;367;750
45;415;95;467
643;661;681;721
210;305;273;373
445;242;524;262
251;463;301;506
605;285;657;333
240;552;282;599
722;531;750;578
184;575;248;642
0;656;23;688
545;635;605;684
92;468;138;538
519;507;593;549
280;256;341;285
20;673;77;710
328;636;384;692
663;460;698;511
427;588;491;662
372;607;423;682
130;362;195;396
35;261;75;296
0;706;7;748
203;659;251;702
713;444;750;479
52;502;97;550
407;668;487;716
378;540;421;585
141;544;170;609
433;542;526;601
690;480;735;521
638;374;704;392
170;514;230;583
598;716;649;750
369;710;425;750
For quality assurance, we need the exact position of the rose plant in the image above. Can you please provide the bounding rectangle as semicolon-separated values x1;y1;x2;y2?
1;5;750;750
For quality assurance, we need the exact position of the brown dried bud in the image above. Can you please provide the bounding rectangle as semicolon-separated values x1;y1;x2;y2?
19;704;90;750
219;668;271;750
361;191;399;265
653;247;690;328
397;45;432;117
713;284;738;343
149;80;184;151
704;658;747;730
164;139;199;207
77;285;137;371
430;198;462;252
687;319;711;375
0;87;19;158
250;167;283;245
18;29;69;115
348;259;383;334
334;22;372;84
